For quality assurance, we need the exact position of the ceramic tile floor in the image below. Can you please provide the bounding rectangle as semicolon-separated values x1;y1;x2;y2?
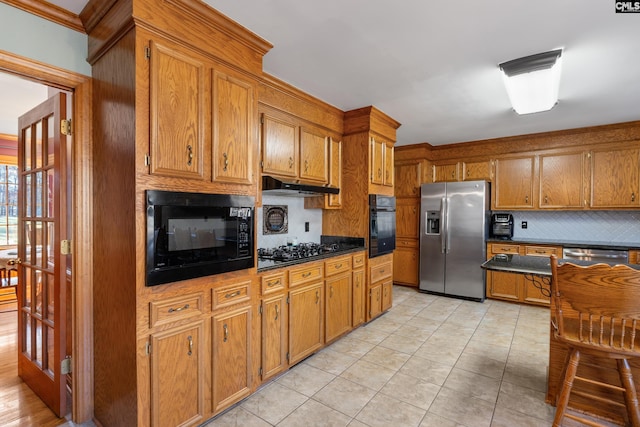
202;285;585;427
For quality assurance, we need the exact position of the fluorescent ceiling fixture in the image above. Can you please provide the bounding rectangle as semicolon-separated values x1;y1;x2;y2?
499;49;563;115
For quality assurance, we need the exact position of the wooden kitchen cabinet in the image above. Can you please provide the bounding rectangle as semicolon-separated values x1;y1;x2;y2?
149;321;205;427
370;136;394;187
211;305;252;413
367;253;393;321
539;151;586;209
462;160;492;181
327;137;342;208
394;239;419;287
493;156;535;209
382;280;392;312
299;126;329;184
260;293;287;382
261;112;298;178
149;39;207;180
395;160;422;197
211;68;257;186
384;141;394;186
396;199;419;238
368;283;382;321
352;252;366;327
324;256;352;343
589;146;640;208
432;163;459;182
288;281;324;365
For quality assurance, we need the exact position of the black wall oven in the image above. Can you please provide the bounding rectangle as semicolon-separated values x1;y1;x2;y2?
369;195;396;258
146;190;254;286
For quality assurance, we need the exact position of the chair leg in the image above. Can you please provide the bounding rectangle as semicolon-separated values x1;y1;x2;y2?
617;358;640;427
553;348;581;427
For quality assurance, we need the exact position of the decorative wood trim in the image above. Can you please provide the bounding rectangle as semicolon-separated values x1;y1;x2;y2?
343;106;401;141
0;49;93;424
0;0;85;33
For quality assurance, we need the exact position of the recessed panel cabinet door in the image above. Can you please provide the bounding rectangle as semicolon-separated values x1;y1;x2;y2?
261;113;298;178
150;321;205;427
212;68;256;185
370;137;384;185
325;273;352;343
493;156;535;209
590;147;640;208
352;268;365;327
288;282;323;365
212;306;251;413
261;294;287;382
299;126;328;184
383;142;394;187
149;40;207;179
539;152;585;208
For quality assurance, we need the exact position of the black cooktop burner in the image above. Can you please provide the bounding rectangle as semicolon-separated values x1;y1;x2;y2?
258;242;340;262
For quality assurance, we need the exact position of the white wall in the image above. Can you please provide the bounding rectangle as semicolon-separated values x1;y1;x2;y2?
0;3;90;75
258;195;323;248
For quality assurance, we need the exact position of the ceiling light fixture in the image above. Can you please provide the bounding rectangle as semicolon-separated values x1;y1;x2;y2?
499;49;563;115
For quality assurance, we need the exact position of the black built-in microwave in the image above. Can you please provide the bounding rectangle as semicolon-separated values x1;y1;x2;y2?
146;190;254;286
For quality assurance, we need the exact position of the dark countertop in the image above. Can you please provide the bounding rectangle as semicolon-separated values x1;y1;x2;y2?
481;254;640;276
257;246;365;272
486;238;640;251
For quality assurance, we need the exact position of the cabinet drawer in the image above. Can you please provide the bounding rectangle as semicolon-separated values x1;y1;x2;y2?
525;245;561;257
352;252;365;269
149;293;204;328
490;244;520;255
261;272;286;295
370;262;393;283
325;255;351;277
397;238;418;249
212;281;251;310
289;263;323;287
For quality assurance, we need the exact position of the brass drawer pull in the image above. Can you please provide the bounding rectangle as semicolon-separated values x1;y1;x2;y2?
275;304;279;321
267;279;281;287
335;263;342;269
223;324;229;342
187;335;193;356
187;144;193;166
302;272;312;278
225;290;241;299
168;304;189;313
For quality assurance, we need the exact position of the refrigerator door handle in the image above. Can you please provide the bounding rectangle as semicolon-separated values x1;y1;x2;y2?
440;197;446;254
445;197;451;254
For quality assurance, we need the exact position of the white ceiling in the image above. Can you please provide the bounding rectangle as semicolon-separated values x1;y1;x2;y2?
4;0;640;147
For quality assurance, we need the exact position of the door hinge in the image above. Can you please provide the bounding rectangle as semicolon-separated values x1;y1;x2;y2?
259;367;263;376
146;342;152;355
61;119;72;136
61;239;72;255
286;295;290;304
260;160;264;169
260;115;264;124
259;304;263;315
145;154;151;167
286;352;290;362
145;46;151;59
61;356;72;374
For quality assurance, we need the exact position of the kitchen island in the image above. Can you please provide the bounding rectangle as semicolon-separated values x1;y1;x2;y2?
483;254;640;425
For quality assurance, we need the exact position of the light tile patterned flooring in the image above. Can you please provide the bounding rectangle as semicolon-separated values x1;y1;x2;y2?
204;285;562;427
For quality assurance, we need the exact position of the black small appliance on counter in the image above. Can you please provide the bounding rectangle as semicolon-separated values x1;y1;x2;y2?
491;213;514;239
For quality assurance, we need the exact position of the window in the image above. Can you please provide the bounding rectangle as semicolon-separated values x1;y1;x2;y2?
0;164;18;245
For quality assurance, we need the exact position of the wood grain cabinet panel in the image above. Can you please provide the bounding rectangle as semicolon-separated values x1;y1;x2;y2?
212;68;256;185
395;161;422;197
462;160;492;181
212;306;252;413
493;156;535;209
396;199;419;239
261;113;298;178
433;163;459;182
539;152;586;209
393;244;418;287
299;126;329;184
589;147;640;208
288;281;323;365
352;266;365;327
327;137;342;207
150;321;205;427
370;137;385;185
325;271;352;343
383;142;394;187
260;294;287;382
149;39;207;180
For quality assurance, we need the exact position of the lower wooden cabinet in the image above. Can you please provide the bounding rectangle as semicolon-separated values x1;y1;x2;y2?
367;253;393;321
368;283;382;320
393;241;418;287
260;293;287;382
288;281;324;365
149;321;205;427
325;257;352;343
352;266;365;327
486;270;521;301
382;280;393;312
212;305;252;413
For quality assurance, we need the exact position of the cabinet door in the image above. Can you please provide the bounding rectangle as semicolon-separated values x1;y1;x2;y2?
493;156;535;209
462;160;492;181
150;321;205;427
261;113;298;178
352;268;365;327
212;306;251;413
433;164;458;182
396;199;419;238
327;137;342;208
393;245;419;287
367;283;382;321
539;152;585;208
288;281;323;365
325;272;352;343
382;280;393;312
370;137;384;185
149;40;207;179
590;147;640;208
383;143;394;187
299;126;328;183
486;271;521;301
261;294;287;382
212;68;256;185
522;278;550;306
395;161;422;197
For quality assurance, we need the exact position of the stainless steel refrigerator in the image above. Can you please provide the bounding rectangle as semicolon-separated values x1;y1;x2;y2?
419;181;489;301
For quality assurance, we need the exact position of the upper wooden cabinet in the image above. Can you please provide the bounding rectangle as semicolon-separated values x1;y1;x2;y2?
149;39;207;180
212;69;257;186
589;147;640;208
261;110;331;186
327;137;342;208
432;160;492;183
395;160;422;197
493;156;535;209
433;163;458;182
370;137;393;187
539;151;586;209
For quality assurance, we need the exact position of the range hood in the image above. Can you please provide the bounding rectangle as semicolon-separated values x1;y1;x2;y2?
262;175;339;197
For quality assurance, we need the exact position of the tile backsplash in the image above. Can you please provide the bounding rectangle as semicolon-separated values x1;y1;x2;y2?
258;195;323;248
506;210;640;245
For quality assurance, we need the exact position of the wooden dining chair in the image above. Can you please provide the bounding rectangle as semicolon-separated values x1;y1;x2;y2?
550;254;640;427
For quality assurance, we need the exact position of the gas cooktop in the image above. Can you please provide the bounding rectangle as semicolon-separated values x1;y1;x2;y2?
257;242;341;262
